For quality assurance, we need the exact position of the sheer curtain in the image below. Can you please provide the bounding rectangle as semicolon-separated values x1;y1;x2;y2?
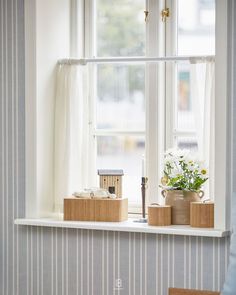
54;64;90;212
190;60;215;198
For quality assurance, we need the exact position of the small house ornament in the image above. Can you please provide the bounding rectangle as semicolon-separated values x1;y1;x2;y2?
98;169;124;198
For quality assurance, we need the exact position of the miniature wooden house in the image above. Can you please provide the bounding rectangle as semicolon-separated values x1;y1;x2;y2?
98;169;124;198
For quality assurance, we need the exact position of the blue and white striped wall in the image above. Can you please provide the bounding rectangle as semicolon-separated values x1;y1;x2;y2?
0;0;233;294
15;230;230;295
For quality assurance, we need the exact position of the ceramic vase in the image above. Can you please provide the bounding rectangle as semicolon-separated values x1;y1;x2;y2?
162;190;204;225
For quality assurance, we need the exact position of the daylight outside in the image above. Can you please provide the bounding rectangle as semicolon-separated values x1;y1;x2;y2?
95;0;215;206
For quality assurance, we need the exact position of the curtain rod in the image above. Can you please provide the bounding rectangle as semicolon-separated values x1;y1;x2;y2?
58;55;215;65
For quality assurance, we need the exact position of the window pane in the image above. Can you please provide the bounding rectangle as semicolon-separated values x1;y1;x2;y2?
96;0;146;56
176;137;198;152
97;136;145;205
177;0;215;55
176;63;195;131
96;64;145;130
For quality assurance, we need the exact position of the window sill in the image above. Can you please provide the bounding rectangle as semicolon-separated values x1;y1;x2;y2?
14;218;230;237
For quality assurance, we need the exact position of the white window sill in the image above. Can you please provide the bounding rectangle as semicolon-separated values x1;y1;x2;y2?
14;218;230;237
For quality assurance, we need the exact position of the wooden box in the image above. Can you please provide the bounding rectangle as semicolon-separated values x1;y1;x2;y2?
64;197;128;222
190;202;214;228
148;204;171;226
169;288;219;295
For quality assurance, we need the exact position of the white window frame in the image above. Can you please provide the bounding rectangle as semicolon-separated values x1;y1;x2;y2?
79;0;231;226
214;0;231;230
145;0;166;205
165;0;213;151
84;0;149;212
83;0;166;211
24;0;231;230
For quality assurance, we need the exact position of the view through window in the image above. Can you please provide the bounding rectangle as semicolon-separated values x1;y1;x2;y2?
174;0;215;151
95;0;146;207
93;0;215;207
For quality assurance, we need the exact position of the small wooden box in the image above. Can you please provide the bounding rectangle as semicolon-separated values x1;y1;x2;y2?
190;202;214;228
148;204;171;226
64;197;128;222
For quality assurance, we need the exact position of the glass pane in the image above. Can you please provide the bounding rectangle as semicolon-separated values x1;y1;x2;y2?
177;0;215;55
176;63;195;131
96;64;145;130
96;0;146;56
97;136;145;205
176;137;198;152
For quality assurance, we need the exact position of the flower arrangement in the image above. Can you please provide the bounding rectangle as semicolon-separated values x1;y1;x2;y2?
160;149;208;192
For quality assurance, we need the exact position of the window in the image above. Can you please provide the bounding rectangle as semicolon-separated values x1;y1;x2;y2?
89;0;147;209
24;0;231;230
82;0;215;210
166;0;215;153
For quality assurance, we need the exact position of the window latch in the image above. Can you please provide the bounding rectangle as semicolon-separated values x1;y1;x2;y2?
144;10;149;22
161;8;170;22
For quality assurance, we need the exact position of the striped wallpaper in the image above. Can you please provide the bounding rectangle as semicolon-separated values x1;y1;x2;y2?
13;230;231;295
0;0;233;294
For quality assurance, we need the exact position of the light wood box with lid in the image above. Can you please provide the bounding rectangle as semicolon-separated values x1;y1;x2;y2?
148;204;171;226
190;202;214;228
64;197;128;222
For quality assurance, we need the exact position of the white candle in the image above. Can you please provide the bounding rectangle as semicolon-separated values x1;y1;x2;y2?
142;155;146;177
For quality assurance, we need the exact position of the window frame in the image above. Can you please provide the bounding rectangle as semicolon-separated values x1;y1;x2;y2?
83;0;216;208
24;0;231;230
165;0;213;150
79;0;231;224
84;0;148;211
83;0;167;210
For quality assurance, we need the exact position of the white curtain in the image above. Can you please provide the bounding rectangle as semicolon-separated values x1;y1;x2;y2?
190;60;215;198
54;64;90;212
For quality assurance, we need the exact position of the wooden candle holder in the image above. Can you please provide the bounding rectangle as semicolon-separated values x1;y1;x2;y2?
190;202;214;228
148;204;171;226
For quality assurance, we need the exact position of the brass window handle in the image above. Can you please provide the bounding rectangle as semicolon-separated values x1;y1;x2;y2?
161;7;170;22
144;10;149;22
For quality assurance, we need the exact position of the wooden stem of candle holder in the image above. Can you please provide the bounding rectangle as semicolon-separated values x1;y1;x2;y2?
141;177;147;219
133;177;148;223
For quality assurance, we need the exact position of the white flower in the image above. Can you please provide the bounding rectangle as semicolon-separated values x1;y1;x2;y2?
161;148;208;190
169;168;181;178
186;159;198;171
166;148;194;164
197;161;209;177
